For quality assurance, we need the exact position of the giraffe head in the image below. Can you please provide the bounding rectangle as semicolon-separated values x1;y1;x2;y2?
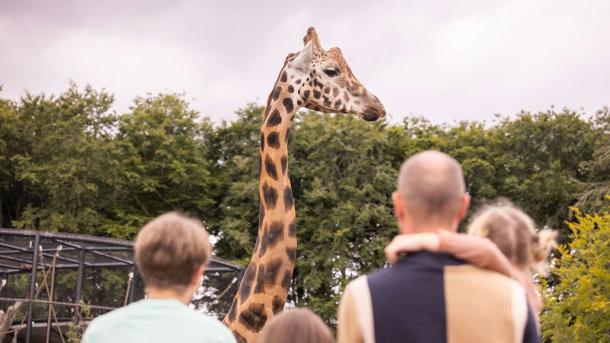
285;27;386;121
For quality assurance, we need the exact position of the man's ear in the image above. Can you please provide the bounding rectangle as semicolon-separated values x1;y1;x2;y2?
392;192;405;221
455;193;471;222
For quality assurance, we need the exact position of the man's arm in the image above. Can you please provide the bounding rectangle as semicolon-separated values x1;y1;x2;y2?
337;283;365;343
338;276;375;343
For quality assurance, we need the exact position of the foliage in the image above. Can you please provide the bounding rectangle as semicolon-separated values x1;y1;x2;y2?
1;84;608;334
66;301;92;343
541;200;610;342
0;83;117;233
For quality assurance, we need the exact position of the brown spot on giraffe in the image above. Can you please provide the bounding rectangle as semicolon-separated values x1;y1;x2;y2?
266;110;282;127
281;270;293;290
238;303;267;332
287;219;296;238
266;132;280;149
282;98;294;113
283;186;293;211
267;221;284;248
264;156;278;180
334;99;342;109
285;246;296;263
272;295;284;314
264;258;283;287
272;87;281;101
262;182;278;209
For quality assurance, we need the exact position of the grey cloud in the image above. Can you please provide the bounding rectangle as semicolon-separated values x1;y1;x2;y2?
1;0;608;124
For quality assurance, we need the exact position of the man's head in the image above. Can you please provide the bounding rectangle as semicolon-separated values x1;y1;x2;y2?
134;212;211;299
392;151;470;233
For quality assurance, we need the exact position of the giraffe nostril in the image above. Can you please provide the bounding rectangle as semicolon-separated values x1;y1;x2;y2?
362;113;378;121
362;105;386;121
362;110;379;121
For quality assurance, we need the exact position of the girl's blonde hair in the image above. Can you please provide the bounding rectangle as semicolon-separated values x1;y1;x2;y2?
467;200;557;275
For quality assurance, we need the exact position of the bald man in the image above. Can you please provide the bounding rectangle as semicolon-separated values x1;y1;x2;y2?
337;151;539;343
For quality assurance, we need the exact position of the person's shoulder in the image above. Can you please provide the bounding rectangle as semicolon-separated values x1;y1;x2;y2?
186;312;236;342
444;263;525;298
342;274;370;297
445;263;515;282
82;303;137;342
87;302;134;326
345;274;368;288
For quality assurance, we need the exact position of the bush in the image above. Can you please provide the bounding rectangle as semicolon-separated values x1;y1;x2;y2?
541;198;610;342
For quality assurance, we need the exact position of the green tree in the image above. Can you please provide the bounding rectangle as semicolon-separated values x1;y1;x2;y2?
576;107;610;212
0;95;20;227
0;83;118;233
541;201;610;342
110;93;215;238
488;109;596;235
203;104;262;264
289;112;401;320
2;84;608;333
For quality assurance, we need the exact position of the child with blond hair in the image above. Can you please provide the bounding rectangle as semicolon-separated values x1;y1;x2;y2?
385;201;556;316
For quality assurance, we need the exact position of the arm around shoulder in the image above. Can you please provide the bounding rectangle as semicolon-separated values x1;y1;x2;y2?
438;230;513;278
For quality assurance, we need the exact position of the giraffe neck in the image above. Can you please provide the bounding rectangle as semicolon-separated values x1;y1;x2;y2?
224;68;302;343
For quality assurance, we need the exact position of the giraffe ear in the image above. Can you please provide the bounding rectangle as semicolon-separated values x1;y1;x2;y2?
287;43;313;73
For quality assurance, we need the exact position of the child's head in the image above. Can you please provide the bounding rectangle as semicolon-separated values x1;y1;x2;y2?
134;212;211;294
467;201;557;274
257;308;334;343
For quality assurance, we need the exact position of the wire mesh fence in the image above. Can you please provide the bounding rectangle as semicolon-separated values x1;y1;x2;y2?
0;228;242;343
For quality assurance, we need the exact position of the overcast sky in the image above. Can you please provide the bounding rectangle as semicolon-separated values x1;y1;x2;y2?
1;0;609;124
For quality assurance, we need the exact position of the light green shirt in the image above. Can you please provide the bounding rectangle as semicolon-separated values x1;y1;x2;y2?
82;299;236;343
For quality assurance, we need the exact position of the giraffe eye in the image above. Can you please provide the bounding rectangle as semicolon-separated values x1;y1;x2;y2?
323;68;340;77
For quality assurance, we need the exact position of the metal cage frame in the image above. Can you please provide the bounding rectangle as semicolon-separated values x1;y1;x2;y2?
0;228;243;343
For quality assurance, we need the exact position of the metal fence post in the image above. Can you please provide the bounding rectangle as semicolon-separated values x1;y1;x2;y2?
75;249;85;303
25;233;40;343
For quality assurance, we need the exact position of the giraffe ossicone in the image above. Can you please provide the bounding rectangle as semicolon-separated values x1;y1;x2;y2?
223;27;385;343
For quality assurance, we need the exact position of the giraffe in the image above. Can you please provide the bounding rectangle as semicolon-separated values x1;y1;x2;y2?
223;27;386;343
